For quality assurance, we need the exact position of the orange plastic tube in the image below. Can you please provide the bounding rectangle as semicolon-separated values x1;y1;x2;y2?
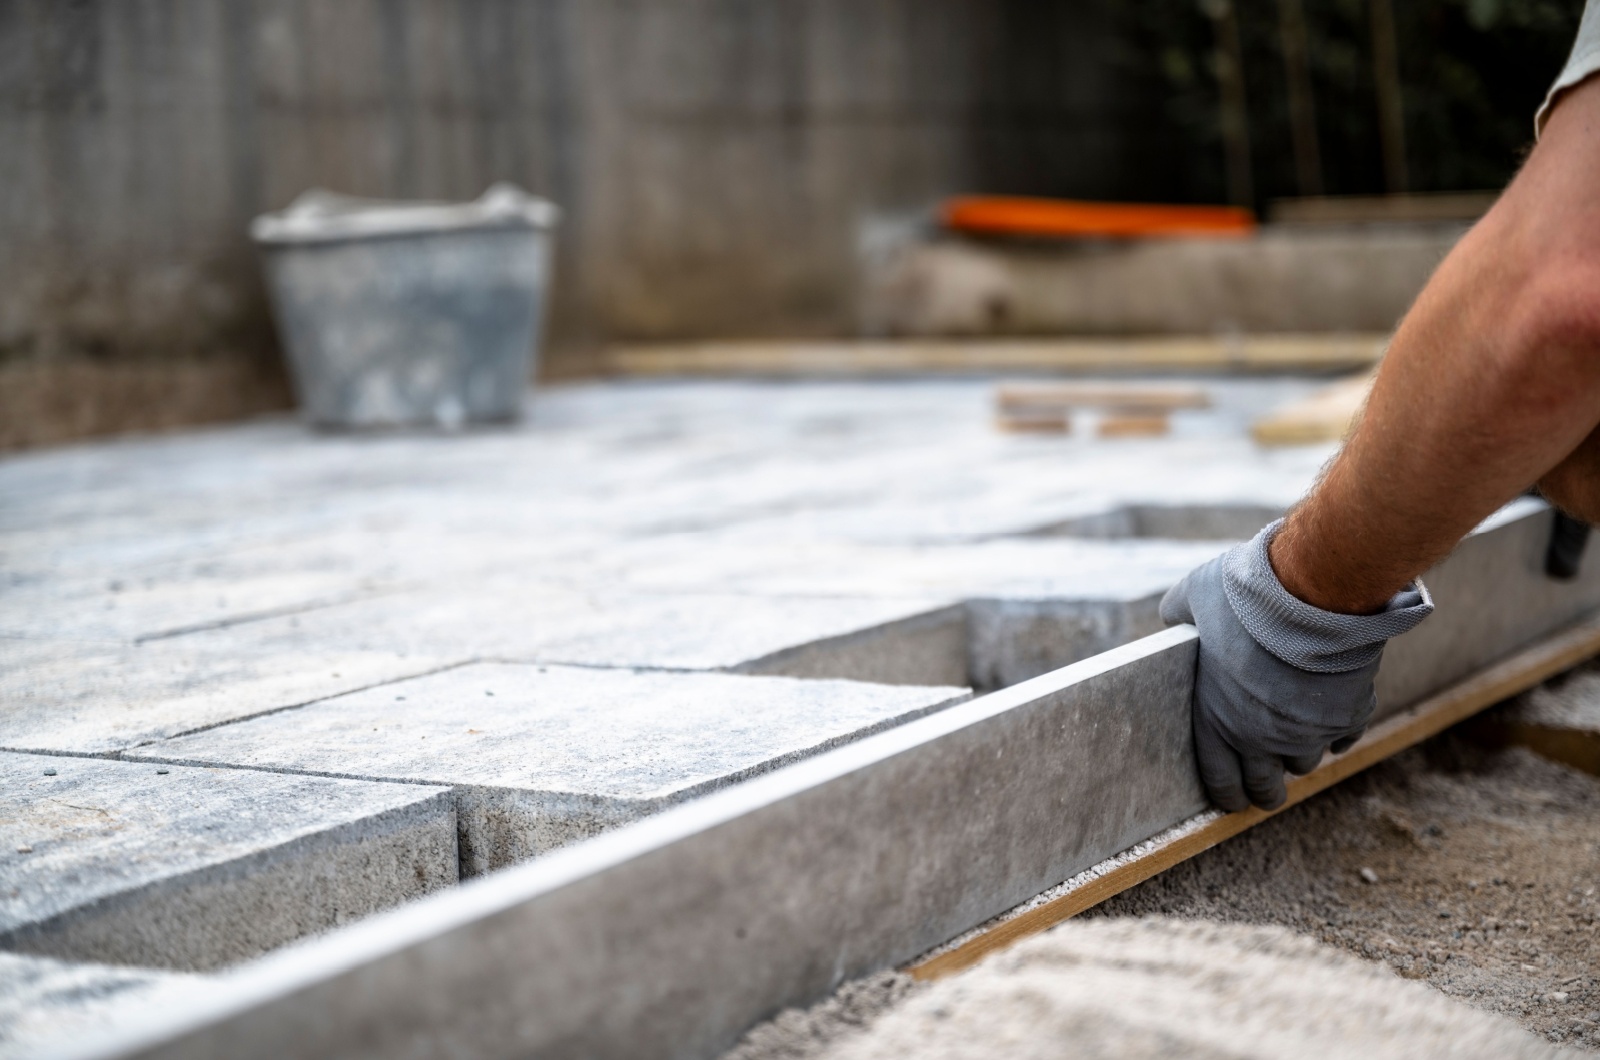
941;196;1257;239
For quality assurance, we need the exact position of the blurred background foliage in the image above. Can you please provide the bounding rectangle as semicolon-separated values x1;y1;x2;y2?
1102;0;1583;206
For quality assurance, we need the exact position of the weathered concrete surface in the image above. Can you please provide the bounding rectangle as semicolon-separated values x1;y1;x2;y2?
609;535;1235;690
2;380;1331;758
862;226;1464;337
6;379;1579;753
128;665;968;875
71;630;1207;1060
1036;502;1284;541
733;606;970;688
0;639;456;757
0;753;457;971
70;523;1600;1060
0;954;216;1060
0;588;963;758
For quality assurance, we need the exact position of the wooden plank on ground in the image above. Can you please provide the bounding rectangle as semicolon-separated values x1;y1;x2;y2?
907;612;1600;981
607;336;1389;378
1097;413;1171;438
1490;722;1600;776
1250;369;1376;446
995;382;1210;411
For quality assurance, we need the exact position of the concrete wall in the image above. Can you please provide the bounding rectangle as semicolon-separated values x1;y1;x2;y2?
1;0;1164;388
861;225;1462;337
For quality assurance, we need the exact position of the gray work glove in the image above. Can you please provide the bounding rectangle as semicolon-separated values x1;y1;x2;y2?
1160;519;1433;812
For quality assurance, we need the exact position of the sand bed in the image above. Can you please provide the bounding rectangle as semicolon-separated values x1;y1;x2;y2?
725;736;1600;1057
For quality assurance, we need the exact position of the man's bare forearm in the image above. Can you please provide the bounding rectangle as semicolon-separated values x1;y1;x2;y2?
1269;76;1600;615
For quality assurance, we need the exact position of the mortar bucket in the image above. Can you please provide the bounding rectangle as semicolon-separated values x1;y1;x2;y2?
251;184;558;430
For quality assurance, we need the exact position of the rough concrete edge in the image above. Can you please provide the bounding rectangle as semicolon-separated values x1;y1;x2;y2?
62;626;1198;1060
0;786;457;966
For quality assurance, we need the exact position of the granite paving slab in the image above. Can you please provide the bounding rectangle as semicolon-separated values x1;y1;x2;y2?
168;586;970;683
128;665;969;875
0;640;456;756
0;753;457;970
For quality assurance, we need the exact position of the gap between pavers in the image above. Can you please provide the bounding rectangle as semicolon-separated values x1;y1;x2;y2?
126;665;970;876
0;753;457;972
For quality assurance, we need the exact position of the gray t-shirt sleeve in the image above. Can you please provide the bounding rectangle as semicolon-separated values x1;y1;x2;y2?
1537;0;1600;135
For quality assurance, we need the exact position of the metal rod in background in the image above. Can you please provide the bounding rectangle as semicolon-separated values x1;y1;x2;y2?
1369;0;1409;194
1203;0;1255;209
1547;511;1591;581
1276;0;1323;197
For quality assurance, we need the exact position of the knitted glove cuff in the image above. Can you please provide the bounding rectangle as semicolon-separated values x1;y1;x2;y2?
1222;519;1434;674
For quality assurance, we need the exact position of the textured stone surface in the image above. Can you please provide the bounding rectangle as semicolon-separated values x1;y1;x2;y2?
2;379;1332;760
0;588;960;756
0;954;217;1060
0;640;455;757
585;534;1236;691
130;665;968;875
0;753;457;971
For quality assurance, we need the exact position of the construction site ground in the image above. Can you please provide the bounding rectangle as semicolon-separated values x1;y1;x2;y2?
4;375;1599;1056
727;730;1600;1057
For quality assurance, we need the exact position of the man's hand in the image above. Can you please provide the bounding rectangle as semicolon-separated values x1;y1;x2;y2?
1161;521;1432;812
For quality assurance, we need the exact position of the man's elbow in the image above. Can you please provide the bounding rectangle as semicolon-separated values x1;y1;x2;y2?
1496;256;1600;401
